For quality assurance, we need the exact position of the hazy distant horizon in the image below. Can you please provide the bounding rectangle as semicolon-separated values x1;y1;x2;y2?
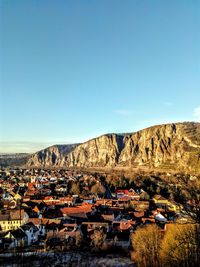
1;1;200;153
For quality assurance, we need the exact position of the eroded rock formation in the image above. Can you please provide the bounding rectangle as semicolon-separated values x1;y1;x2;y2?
10;122;200;172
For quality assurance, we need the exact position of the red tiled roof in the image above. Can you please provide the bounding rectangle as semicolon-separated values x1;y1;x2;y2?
101;214;115;222
120;221;132;231
33;206;40;213
28;218;49;225
60;203;93;215
63;223;77;228
44;196;54;200
59;197;73;202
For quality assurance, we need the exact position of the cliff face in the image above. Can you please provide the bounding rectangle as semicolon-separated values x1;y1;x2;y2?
25;122;200;172
118;122;200;172
63;134;124;168
26;144;79;167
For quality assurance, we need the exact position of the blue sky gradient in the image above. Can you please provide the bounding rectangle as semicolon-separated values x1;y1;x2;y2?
0;0;200;152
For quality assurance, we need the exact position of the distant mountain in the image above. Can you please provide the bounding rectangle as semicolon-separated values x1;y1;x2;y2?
0;153;29;167
2;122;200;173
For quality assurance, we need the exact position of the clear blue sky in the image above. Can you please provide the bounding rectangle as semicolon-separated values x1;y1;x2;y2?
0;0;200;153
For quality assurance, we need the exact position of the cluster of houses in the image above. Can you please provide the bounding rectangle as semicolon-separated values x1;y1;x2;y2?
0;168;190;253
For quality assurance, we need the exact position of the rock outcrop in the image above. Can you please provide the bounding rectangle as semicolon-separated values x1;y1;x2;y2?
6;122;200;172
26;144;79;167
118;122;200;172
63;134;125;168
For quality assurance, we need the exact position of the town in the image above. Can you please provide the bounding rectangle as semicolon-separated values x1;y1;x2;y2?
0;167;199;266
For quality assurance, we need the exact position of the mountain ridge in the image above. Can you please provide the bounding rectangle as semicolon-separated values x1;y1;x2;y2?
1;122;200;173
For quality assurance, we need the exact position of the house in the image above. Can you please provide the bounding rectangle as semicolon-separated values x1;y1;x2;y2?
46;220;61;233
131;201;149;211
101;213;115;222
82;197;96;204
112;219;135;246
60;203;93;221
4;228;27;249
82;222;110;232
117;197;131;207
9;191;22;201
153;211;167;223
131;211;145;222
59;223;78;232
0;210;29;232
42;207;63;219
20;222;39;246
112;220;134;232
58;197;74;206
1;199;17;209
116;189;140;201
153;195;181;212
28;218;49;237
45;231;76;251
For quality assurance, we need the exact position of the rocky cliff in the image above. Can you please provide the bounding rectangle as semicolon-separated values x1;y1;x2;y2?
63;134;125;168
26;144;79;167
15;122;200;172
118;122;200;172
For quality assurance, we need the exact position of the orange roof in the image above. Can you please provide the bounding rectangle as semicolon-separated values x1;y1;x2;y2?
101;214;115;221
120;221;132;231
48;219;61;225
28;183;36;190
61;203;93;215
33;206;40;213
28;218;49;225
59;197;73;202
44;196;54;200
63;223;77;227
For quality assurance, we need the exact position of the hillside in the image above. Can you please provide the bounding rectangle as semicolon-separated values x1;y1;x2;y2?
60;122;200;172
0;153;29;167
2;122;200;173
64;134;125;168
118;122;200;172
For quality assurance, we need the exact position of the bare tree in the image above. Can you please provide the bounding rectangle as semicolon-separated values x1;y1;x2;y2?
131;224;162;267
161;224;200;267
178;177;200;223
90;228;106;251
